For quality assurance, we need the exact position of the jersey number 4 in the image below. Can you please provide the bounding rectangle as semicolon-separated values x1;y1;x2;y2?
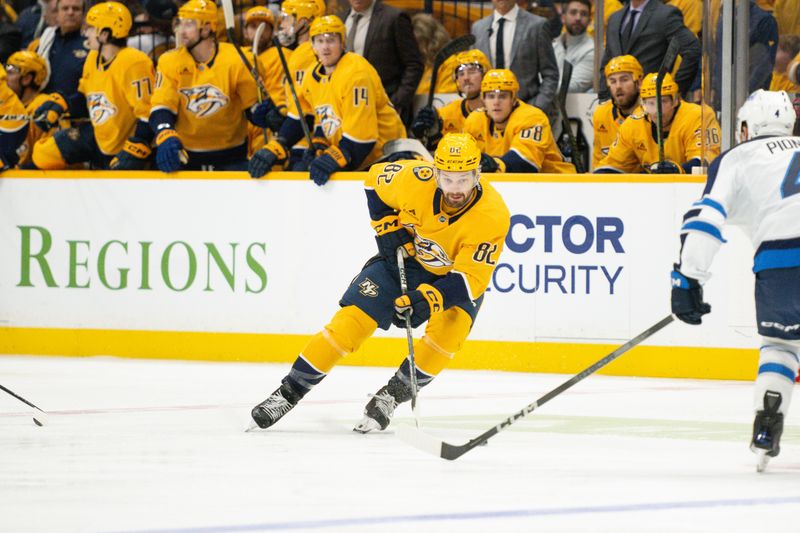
782;151;800;198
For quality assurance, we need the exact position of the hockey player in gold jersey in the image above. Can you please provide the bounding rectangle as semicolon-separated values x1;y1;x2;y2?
591;55;643;168
410;49;491;149
149;0;260;172
29;2;155;170
249;133;510;432
464;69;576;174
275;0;325;168
595;72;721;174
248;16;406;184
4;51;51;167
243;5;288;155
0;68;28;170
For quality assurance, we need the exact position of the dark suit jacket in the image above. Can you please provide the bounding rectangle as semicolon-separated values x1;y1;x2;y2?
339;1;423;125
600;0;700;98
472;8;559;122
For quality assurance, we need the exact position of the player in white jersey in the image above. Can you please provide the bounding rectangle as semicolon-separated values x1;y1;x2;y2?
670;90;800;472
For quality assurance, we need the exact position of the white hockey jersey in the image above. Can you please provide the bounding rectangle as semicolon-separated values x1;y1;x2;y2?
678;136;800;283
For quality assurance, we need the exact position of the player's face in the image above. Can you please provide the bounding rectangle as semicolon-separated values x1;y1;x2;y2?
455;64;483;99
608;72;640;110
177;18;208;47
245;21;273;49
642;95;679;127
5;65;22;95
436;169;478;208
483;90;514;124
562;1;590;36
84;25;100;50
312;33;344;67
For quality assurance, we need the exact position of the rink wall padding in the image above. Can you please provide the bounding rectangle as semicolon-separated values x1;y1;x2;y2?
0;170;760;381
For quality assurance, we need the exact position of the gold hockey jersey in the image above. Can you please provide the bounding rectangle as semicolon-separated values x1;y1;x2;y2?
438;98;474;136
151;42;258;152
591;100;642;168
464;101;576;173
79;47;154;155
366;160;510;300
596;101;721;173
297;52;406;168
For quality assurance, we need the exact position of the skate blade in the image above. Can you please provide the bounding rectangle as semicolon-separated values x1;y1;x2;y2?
756;450;770;473
353;417;381;434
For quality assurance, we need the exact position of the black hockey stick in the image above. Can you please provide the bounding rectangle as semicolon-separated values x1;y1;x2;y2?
396;315;675;460
0;383;48;426
656;37;680;165
426;34;476;108
396;248;420;427
556;60;585;173
272;36;313;147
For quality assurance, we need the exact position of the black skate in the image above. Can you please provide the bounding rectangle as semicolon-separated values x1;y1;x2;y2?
750;390;784;472
353;377;413;433
249;383;302;430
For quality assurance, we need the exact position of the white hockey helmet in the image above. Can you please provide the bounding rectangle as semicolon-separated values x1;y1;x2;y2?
736;89;796;143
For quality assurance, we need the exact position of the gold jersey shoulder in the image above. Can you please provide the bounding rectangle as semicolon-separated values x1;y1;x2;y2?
300;53;406;167
592;101;641;167
151;43;258;152
366;160;510;298
79;48;154;155
0;81;26;133
438;98;471;136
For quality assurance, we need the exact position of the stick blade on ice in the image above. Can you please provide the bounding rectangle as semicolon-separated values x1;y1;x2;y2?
395;424;444;457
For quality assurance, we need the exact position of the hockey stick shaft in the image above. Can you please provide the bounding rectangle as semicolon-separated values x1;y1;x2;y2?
656;37;680;164
397;248;420;427
556;60;584;173
397;315;675;460
272;36;313;147
0;383;48;426
220;0;269;97
253;22;269;144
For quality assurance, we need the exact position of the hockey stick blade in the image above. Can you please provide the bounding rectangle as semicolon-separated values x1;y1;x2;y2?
0;383;48;427
396;315;675;460
426;34;476;108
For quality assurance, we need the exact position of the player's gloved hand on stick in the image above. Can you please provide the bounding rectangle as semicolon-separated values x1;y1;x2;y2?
373;214;415;262
299;136;330;169
411;106;440;140
393;283;443;328
649;160;682;174
155;129;187;173
671;266;711;325
250;99;287;132
248;139;288;178
309;145;348;186
109;139;151;170
33;93;67;132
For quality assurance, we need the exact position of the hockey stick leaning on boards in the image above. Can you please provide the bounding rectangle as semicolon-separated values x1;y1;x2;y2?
396;314;675;460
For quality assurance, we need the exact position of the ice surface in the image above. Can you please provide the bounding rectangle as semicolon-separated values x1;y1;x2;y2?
1;355;799;533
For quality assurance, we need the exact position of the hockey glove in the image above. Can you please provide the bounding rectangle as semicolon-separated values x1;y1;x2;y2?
155;129;187;173
480;152;505;173
299;136;330;169
649;160;682;174
109;139;152;170
248;139;288;178
373;214;416;262
309;145;349;186
671;267;711;325
393;283;444;328
250;99;275;128
411;106;441;140
33;93;67;132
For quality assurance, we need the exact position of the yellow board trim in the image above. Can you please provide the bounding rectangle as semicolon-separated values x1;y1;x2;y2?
0;327;757;381
0;169;706;184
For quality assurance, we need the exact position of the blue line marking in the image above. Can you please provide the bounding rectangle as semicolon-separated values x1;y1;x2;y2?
111;496;800;533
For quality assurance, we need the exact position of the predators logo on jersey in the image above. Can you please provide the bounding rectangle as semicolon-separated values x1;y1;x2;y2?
414;233;453;269
86;93;117;125
314;103;341;138
180;84;229;118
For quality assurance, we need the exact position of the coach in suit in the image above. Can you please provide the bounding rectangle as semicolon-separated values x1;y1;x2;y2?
472;0;559;122
340;0;424;126
600;0;700;99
